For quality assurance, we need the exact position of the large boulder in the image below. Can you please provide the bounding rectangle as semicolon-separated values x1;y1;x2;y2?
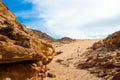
0;1;54;80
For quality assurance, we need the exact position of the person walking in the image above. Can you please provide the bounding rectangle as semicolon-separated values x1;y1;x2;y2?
77;47;81;56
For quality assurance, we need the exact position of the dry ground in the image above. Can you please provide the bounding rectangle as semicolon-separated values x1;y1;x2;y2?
45;39;103;80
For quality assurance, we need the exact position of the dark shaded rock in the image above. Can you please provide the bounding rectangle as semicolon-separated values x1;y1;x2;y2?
47;72;56;78
55;59;64;63
112;73;120;80
55;50;63;56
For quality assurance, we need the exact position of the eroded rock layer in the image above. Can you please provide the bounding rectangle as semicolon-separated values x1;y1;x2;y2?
0;1;54;80
77;31;120;80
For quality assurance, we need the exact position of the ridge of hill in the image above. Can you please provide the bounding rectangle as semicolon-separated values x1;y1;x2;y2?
32;29;75;47
32;29;55;42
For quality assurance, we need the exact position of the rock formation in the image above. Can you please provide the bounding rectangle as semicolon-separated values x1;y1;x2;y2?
76;31;120;80
104;31;120;49
0;1;54;80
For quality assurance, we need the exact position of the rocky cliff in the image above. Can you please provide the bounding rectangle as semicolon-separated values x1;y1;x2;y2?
77;31;120;80
0;1;54;80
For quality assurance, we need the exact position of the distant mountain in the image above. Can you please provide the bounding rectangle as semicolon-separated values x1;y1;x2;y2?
32;29;55;42
32;30;75;45
57;37;75;44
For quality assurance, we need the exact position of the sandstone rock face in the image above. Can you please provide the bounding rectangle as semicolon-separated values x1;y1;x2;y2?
104;31;120;49
0;1;54;80
77;31;120;80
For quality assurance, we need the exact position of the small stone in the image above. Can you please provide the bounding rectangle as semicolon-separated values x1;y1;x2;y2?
47;72;56;78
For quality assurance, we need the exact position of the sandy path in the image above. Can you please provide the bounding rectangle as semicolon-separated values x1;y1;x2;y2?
45;39;103;80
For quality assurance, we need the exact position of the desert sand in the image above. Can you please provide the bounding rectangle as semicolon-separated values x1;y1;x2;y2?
45;39;103;80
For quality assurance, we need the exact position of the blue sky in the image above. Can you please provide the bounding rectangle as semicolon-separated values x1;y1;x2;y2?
2;0;120;39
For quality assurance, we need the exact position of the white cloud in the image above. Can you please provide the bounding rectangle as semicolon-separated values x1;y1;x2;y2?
23;0;120;39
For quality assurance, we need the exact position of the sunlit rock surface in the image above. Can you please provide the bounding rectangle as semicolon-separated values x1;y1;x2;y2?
0;1;54;80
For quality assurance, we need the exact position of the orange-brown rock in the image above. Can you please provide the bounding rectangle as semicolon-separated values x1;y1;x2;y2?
0;1;54;80
91;40;103;50
77;31;120;80
104;31;120;49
